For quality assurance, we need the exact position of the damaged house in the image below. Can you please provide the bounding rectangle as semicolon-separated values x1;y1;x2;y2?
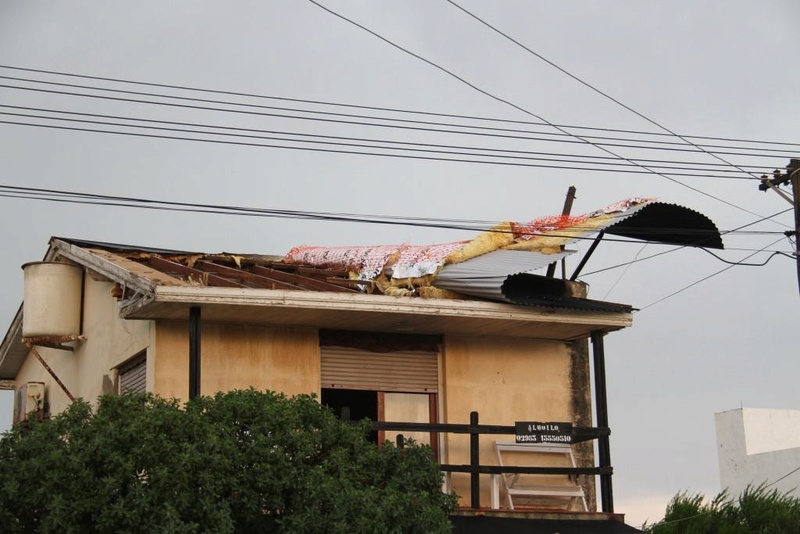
0;197;722;517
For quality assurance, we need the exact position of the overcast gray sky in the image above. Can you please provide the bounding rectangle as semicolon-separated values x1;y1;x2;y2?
1;1;798;525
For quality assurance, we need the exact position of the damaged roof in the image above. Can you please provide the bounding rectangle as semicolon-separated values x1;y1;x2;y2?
0;198;723;381
52;198;722;306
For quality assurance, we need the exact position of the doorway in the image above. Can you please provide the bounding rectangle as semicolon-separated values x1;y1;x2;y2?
322;388;379;443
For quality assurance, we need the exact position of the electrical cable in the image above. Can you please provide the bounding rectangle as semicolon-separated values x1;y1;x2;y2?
305;0;783;223
444;0;764;181
0;183;787;241
2;81;795;161
700;247;796;265
639;236;787;310
0;118;762;179
0;103;776;174
0;110;761;179
765;465;800;488
2;64;798;150
601;242;648;300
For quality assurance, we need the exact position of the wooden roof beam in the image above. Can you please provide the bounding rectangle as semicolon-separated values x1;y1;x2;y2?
195;260;301;291
252;265;357;293
147;257;246;288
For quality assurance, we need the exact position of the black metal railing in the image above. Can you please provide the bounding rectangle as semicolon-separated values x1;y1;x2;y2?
371;411;612;511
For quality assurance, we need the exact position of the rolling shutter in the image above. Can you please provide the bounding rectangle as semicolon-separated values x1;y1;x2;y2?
119;352;147;393
321;346;438;393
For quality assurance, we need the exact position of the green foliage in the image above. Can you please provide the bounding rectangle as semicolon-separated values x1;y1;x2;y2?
644;484;800;533
0;390;456;533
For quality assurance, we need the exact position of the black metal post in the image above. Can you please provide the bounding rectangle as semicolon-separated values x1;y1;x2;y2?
469;411;480;509
570;231;605;281
591;330;613;513
189;306;201;400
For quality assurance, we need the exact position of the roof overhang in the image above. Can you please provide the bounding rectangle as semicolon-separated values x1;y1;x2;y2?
0;306;25;384
121;286;632;341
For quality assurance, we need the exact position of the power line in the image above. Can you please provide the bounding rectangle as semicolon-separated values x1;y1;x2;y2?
0;118;763;180
2;64;798;150
701;247;796;265
0;183;785;241
305;1;781;225
640;236;787;310
444;0;763;181
1;80;795;161
0;109;764;179
0;103;780;174
0;104;775;172
766;465;800;488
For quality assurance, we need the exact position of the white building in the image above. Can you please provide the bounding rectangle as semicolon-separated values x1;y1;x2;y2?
715;408;800;497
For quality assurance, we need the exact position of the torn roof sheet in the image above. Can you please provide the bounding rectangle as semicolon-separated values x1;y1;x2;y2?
510;198;724;250
282;197;723;283
280;197;723;303
284;241;468;280
434;249;574;301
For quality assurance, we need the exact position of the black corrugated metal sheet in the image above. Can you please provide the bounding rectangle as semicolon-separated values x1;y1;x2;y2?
502;274;634;313
603;202;724;249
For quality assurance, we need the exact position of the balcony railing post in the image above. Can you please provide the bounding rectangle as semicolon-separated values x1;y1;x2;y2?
591;330;614;513
469;411;480;508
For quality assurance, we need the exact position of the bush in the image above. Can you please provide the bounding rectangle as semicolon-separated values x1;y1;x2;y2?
0;390;456;533
644;484;800;533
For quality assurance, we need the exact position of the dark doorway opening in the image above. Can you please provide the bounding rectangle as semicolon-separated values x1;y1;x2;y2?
322;388;378;443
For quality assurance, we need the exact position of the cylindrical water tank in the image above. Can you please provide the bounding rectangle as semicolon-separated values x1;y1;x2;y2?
22;262;83;338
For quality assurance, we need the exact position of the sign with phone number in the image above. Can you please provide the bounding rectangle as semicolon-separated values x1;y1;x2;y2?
514;421;573;444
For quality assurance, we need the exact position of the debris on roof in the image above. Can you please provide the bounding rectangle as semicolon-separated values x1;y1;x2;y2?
281;197;723;300
44;197;722;307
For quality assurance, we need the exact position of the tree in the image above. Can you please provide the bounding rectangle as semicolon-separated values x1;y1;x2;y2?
644;484;800;533
0;390;456;533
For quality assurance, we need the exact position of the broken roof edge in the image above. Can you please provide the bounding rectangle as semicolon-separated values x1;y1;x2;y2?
122;285;633;342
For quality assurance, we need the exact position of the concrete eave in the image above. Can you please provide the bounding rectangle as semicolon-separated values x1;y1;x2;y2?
122;286;633;341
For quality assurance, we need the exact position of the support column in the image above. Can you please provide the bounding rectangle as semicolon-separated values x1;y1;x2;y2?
189;307;201;400
591;330;613;513
470;411;480;509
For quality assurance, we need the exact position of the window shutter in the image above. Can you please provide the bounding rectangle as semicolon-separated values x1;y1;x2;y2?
119;352;147;394
321;346;438;393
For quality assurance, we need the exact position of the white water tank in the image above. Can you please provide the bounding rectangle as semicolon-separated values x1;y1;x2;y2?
22;262;83;338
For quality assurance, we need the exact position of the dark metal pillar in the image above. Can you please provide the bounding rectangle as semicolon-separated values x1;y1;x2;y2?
469;411;480;509
189;306;201;400
591;330;614;513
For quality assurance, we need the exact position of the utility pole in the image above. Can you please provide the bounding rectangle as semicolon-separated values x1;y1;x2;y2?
759;159;800;295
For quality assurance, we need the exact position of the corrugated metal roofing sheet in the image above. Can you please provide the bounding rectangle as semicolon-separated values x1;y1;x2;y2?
510;200;723;250
435;249;573;300
603;202;725;249
502;274;633;313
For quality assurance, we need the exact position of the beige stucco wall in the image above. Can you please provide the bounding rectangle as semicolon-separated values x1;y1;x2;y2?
15;275;153;415
441;335;577;508
12;274;592;510
154;321;320;402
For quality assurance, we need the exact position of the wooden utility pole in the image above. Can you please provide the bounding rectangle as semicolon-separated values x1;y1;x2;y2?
759;159;800;295
546;186;576;279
